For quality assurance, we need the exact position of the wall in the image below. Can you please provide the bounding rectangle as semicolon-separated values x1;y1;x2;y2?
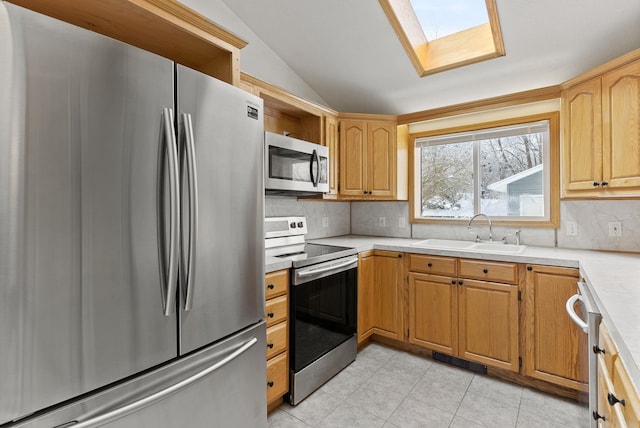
349;200;640;252
265;196;350;239
178;0;328;107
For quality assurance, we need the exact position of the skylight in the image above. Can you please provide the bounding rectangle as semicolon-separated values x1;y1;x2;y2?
380;0;504;77
409;0;489;40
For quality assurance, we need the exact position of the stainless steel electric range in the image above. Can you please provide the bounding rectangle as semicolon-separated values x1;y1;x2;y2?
265;217;358;405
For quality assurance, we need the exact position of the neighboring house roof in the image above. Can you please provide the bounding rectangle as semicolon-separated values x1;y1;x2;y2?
487;164;543;193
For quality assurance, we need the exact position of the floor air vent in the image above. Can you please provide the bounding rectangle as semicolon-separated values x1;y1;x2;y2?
432;351;487;375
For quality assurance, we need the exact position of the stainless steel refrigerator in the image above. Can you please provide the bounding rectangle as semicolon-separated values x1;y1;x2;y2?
0;3;266;427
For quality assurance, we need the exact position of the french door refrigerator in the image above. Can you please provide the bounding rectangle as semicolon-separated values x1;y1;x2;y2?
0;3;266;427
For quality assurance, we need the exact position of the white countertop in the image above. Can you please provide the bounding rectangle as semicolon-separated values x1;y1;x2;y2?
304;234;640;392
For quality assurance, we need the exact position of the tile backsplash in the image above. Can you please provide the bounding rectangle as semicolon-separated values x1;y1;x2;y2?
267;196;640;252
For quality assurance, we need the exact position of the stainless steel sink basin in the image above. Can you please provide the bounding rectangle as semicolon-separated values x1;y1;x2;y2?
412;239;526;254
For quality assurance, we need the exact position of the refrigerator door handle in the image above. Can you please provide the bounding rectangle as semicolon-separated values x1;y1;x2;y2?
181;113;198;311
66;337;258;428
159;108;180;316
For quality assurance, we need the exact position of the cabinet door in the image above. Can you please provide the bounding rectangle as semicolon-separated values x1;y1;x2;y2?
562;78;603;193
458;279;519;371
602;59;640;190
357;251;375;344
324;115;340;195
524;265;588;390
367;121;396;198
408;273;458;355
339;120;367;197
373;251;404;341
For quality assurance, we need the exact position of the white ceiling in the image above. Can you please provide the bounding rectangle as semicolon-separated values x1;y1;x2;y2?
221;0;640;115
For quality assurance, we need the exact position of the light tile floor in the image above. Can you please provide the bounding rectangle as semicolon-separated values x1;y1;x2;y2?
268;343;589;428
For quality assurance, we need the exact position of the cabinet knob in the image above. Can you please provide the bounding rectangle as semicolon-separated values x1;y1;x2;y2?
267;284;275;290
593;345;605;354
593;181;600;187
267;312;274;318
451;280;456;285
592;411;605;421
483;268;488;274
267;343;274;349
607;392;625;407
527;266;533;271
267;381;274;388
601;181;608;187
427;263;433;267
458;280;463;285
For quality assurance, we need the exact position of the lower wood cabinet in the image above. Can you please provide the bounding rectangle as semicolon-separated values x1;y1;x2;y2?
523;265;588;391
265;269;289;411
372;250;404;341
357;251;375;344
408;254;519;372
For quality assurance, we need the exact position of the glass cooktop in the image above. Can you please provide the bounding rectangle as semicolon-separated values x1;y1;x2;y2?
276;243;357;268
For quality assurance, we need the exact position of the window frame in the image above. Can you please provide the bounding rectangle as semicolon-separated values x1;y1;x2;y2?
409;112;560;228
379;0;505;77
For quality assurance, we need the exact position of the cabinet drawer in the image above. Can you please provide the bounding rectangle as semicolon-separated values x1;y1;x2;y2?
266;352;288;404
613;357;640;425
265;295;288;327
408;254;456;276
266;321;287;359
599;322;619;375
459;259;518;284
266;270;289;299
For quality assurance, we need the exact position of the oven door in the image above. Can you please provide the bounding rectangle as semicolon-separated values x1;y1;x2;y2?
265;131;328;194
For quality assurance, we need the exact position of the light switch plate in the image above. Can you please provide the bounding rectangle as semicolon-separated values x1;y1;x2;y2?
566;221;578;236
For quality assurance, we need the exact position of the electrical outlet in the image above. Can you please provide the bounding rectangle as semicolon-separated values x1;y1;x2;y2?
399;217;406;228
608;221;622;237
321;217;329;228
566;221;578;236
378;216;386;227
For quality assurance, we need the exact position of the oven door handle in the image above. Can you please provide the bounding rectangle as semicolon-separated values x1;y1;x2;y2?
297;258;356;277
566;294;588;333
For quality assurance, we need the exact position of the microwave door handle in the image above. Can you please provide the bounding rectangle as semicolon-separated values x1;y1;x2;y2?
309;149;319;187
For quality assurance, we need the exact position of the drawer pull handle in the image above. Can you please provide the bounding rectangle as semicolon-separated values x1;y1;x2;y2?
267;381;274;388
607;392;625;407
427;263;432;267
483;268;488;274
267;312;274;318
267;284;275;290
267;343;274;349
592;411;605;421
593;345;605;354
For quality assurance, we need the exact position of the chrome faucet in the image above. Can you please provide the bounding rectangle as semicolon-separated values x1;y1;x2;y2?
467;213;493;242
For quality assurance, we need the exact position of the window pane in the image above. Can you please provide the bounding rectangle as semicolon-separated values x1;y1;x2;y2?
420;141;474;217
480;132;545;216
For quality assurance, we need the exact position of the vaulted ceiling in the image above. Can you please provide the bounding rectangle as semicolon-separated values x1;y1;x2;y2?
221;0;640;115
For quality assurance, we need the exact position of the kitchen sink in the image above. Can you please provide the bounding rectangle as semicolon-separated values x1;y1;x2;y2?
412;239;526;254
412;239;476;250
471;242;527;253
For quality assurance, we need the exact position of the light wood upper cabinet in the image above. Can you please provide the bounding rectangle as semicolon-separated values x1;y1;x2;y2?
357;251;375;344
373;251;405;341
562;56;640;197
523;265;587;391
602;60;640;191
339;118;398;199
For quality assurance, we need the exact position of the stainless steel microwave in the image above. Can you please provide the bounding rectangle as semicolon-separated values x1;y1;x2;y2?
264;131;329;195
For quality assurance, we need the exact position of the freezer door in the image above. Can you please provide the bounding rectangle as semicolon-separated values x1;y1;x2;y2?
0;4;177;424
176;65;265;354
11;322;267;428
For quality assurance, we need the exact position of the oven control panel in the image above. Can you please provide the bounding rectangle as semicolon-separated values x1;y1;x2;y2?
265;216;308;238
